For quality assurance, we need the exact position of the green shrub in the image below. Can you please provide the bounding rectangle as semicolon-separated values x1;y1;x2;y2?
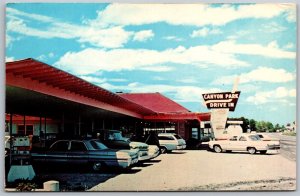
16;182;37;191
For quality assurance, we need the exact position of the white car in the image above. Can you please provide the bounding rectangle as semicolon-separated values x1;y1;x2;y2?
148;145;160;159
129;142;150;161
255;133;280;141
158;133;186;153
208;134;280;154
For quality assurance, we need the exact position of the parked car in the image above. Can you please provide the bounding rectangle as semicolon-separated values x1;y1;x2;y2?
208;134;280;154
254;133;280;141
130;132;160;159
31;139;139;171
158;133;186;153
96;130;150;161
5;136;10;153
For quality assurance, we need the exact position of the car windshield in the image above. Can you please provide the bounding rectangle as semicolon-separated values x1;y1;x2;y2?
90;140;108;150
257;134;264;138
248;135;261;141
106;132;124;141
174;134;182;139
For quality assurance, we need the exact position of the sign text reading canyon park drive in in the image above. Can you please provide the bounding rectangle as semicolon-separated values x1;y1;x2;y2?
202;91;241;111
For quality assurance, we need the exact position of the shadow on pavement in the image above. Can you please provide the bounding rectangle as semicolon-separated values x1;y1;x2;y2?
32;164;142;191
166;151;186;154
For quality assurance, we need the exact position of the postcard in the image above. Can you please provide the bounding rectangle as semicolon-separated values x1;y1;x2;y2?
5;3;296;191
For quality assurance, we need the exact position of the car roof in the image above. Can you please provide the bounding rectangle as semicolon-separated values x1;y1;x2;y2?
158;133;177;135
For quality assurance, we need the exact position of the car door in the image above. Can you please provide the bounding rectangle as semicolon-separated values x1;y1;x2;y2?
67;141;89;165
227;136;238;150
235;136;248;151
158;135;176;150
47;140;69;164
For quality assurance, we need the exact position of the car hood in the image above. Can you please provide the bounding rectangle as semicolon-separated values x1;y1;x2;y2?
129;142;148;150
178;139;186;145
101;148;138;157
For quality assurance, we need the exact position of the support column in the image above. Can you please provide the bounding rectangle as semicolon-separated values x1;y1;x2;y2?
78;115;81;136
23;115;26;136
199;121;202;141
39;116;42;138
44;117;47;146
61;113;65;134
91;119;94;133
9;113;13;165
102;119;105;129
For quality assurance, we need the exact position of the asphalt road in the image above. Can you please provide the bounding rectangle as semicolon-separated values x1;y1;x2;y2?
265;132;296;162
89;150;296;191
29;132;296;191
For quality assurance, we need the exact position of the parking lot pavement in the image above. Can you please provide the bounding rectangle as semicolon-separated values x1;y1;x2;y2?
89;150;296;191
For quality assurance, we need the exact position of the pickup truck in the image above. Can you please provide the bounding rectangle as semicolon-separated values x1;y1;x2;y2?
208;134;280;154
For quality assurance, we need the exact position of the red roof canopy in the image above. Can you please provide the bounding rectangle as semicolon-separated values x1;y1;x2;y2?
6;58;155;118
6;58;210;122
119;93;190;114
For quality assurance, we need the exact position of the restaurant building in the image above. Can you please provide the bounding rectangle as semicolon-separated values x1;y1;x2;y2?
6;58;210;142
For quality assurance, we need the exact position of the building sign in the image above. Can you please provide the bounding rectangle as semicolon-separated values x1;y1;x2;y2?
202;91;241;111
210;109;229;138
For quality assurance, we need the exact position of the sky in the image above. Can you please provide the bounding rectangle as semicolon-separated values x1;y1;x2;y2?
5;3;297;125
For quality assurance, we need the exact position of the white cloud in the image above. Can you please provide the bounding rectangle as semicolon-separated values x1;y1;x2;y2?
163;36;183;42
37;52;55;61
133;30;154;42
54;43;249;75
5;56;15;62
260;22;287;33
96;4;295;27
6;8;141;48
212;40;296;59
55;37;295;75
226;30;249;40
77;26;133;48
152;76;166;81
139;66;173;72
284;42;295;50
177;78;198;84
6;7;54;23
100;82;221;103
190;27;222;38
213;67;295;85
79;75;107;84
246;87;296;105
109;78;127;82
6;34;12;47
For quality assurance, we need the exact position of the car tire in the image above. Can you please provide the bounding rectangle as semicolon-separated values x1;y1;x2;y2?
260;150;267;154
247;147;257;154
213;145;222;153
91;162;103;172
160;147;168;154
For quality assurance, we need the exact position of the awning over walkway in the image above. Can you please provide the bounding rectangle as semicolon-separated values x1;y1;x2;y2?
6;58;155;119
119;92;190;113
144;112;211;122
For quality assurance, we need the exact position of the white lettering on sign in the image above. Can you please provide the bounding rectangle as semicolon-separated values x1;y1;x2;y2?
209;102;228;108
203;94;224;99
225;93;239;99
204;93;239;100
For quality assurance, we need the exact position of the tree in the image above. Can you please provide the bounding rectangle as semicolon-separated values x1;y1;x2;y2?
274;123;281;132
249;119;256;131
266;122;274;132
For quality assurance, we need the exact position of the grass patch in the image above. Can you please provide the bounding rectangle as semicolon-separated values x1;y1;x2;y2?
282;132;296;136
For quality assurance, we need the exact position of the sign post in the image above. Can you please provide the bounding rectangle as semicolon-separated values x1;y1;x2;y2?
202;84;241;139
